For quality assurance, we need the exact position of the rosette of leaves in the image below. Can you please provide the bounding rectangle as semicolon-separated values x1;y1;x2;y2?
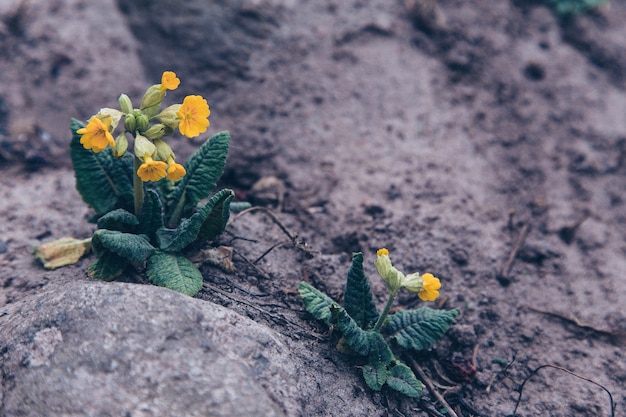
299;253;459;397
70;119;234;296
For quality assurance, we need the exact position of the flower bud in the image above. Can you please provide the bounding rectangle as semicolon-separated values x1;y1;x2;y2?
153;138;174;161
124;113;136;133
402;273;423;294
134;134;156;160
140;84;165;117
135;114;149;133
118;94;133;114
156;104;182;130
144;124;167;140
113;133;129;157
375;248;404;293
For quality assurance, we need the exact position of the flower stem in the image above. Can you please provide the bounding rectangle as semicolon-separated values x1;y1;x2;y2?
373;289;397;332
133;156;144;216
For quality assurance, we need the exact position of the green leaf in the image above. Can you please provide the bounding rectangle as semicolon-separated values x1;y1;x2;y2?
166;131;230;225
92;229;155;262
298;281;335;326
97;209;139;232
344;252;379;330
331;305;371;357
88;250;128;281
363;362;387;391
386;362;423;397
139;189;164;240
70;119;135;216
146;252;203;296
385;307;460;351
549;0;607;14
196;189;234;242
331;306;393;365
156;189;235;252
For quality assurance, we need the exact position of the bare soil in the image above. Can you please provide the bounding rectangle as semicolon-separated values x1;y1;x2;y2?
1;0;625;416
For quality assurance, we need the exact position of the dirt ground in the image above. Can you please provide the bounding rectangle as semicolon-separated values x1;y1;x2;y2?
1;0;625;416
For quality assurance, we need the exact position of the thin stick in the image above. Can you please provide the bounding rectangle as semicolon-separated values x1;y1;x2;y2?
410;359;460;417
526;306;626;340
498;223;530;282
512;364;615;417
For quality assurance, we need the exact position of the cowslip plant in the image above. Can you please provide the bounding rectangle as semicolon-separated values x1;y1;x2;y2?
299;249;459;397
64;71;234;296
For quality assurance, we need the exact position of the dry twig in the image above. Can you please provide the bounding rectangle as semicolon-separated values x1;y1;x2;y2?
497;223;530;285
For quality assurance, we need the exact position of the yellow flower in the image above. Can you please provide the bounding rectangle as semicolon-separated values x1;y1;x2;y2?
166;156;186;181
137;154;167;182
76;117;115;152
177;95;210;138
418;273;441;302
160;71;180;92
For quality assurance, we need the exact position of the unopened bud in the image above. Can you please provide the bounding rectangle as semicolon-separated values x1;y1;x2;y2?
144;124;167;140
114;133;129;157
135;114;149;133
140;84;165;117
118;94;133;114
124;114;136;133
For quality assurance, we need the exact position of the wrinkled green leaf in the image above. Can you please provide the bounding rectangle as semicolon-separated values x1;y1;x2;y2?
70;119;134;216
97;209;139;233
298;281;335;326
88;250;128;281
385;307;459;351
331;305;371;357
146;252;203;296
92;229;155;262
196;189;234;242
140;189;164;241
363;361;387;391
344;252;379;330
166;131;230;225
156;189;234;252
386;362;422;397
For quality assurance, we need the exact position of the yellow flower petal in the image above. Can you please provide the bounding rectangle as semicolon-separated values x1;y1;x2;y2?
77;117;115;152
167;162;186;181
137;155;167;182
161;71;180;92
418;273;441;301
177;95;210;138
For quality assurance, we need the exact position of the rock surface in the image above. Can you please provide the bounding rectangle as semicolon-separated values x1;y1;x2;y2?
0;279;294;417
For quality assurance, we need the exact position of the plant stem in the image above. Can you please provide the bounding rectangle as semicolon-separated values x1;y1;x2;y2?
373;289;397;332
133;157;144;216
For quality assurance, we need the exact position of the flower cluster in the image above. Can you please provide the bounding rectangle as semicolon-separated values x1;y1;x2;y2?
76;71;211;182
375;248;441;301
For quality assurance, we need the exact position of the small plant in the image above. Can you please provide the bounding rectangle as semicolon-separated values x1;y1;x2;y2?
38;71;236;296
547;0;608;14
299;249;459;397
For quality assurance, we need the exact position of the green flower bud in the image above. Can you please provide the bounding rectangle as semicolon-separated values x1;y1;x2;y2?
124;113;136;133
136;114;149;133
153;138;174;161
144;123;167;140
140;84;165;117
156;104;182;130
134;134;156;160
118;94;133;114
375;248;404;293
113;133;129;157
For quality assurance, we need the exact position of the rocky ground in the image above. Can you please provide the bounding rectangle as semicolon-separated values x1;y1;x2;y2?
1;0;625;416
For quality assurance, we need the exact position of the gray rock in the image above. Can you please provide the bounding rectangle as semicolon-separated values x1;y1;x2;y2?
0;279;297;417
